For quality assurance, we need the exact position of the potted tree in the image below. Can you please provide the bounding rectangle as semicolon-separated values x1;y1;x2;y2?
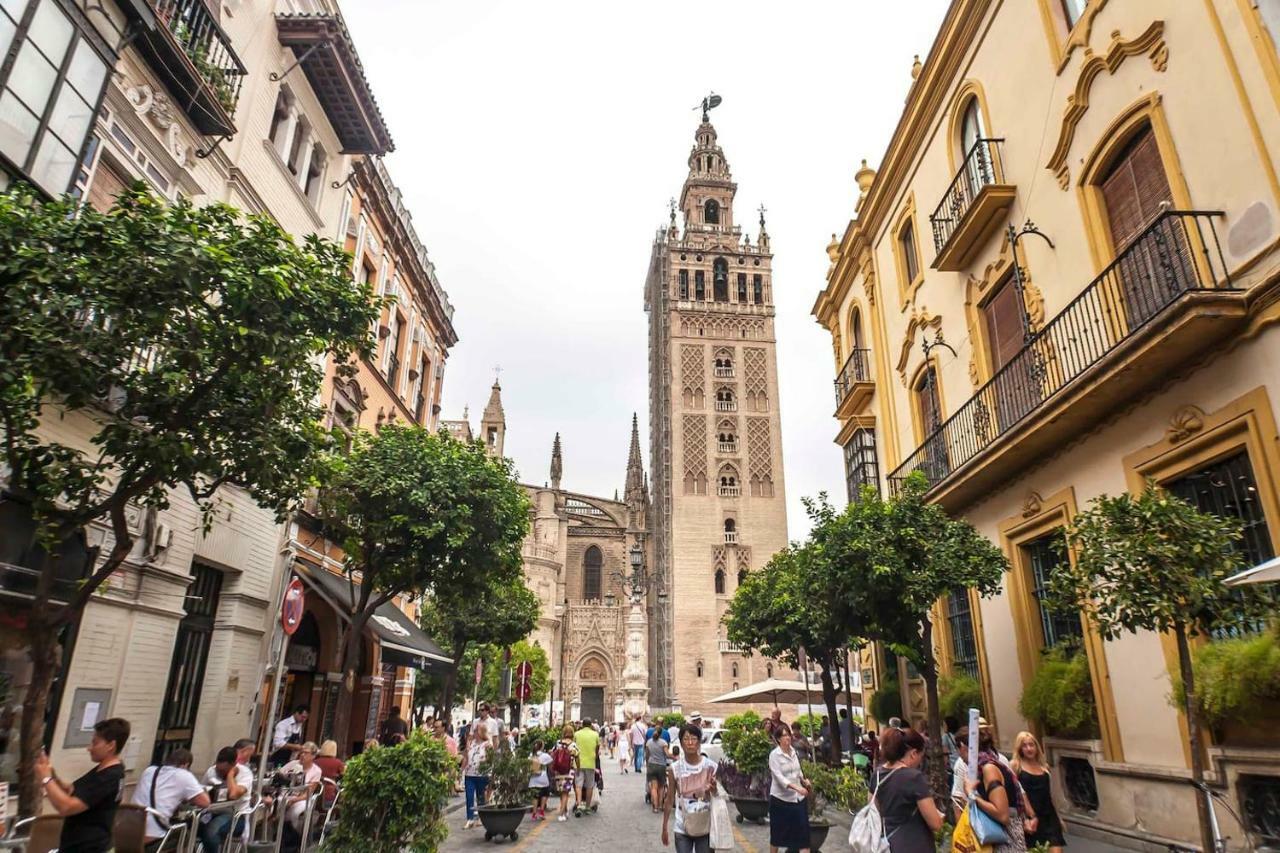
476;742;533;843
718;712;773;823
802;760;869;852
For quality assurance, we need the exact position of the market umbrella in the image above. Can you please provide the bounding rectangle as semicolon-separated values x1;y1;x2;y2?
1224;555;1280;586
707;677;860;708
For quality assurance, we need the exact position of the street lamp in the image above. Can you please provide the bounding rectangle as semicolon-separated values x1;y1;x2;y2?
611;543;654;604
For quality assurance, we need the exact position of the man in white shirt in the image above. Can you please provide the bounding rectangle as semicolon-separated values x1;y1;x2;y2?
200;746;254;853
132;749;210;845
270;705;309;765
478;704;503;741
630;716;647;772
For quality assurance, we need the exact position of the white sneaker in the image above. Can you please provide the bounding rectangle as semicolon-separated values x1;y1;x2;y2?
463;819;475;829
557;814;567;822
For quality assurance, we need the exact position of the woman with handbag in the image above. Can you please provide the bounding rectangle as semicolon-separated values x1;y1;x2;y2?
872;728;945;853
963;727;1030;853
661;723;718;853
767;728;811;853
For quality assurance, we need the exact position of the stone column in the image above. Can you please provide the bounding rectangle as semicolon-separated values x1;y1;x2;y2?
622;596;650;717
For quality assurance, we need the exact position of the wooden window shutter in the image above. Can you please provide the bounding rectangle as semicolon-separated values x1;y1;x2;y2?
983;275;1025;371
86;160;128;214
1100;128;1173;251
917;367;942;431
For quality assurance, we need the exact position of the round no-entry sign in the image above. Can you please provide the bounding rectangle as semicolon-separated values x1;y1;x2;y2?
281;577;305;635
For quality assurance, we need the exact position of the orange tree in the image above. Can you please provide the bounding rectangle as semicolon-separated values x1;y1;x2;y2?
0;185;377;814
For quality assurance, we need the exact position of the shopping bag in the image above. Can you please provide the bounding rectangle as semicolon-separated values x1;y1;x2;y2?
950;802;993;853
967;801;1010;847
709;792;734;850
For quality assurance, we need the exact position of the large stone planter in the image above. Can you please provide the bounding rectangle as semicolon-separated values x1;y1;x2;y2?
808;818;831;851
730;796;769;824
476;805;525;843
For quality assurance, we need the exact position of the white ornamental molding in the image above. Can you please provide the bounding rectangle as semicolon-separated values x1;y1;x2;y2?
122;80;193;168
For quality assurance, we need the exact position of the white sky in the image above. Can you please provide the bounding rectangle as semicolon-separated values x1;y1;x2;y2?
342;0;951;539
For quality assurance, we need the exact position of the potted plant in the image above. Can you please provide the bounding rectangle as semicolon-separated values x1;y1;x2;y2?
476;742;533;843
1018;645;1100;740
719;711;772;823
803;760;868;851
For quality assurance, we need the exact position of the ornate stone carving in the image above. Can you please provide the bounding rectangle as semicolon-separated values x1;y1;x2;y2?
122;80;193;168
896;307;943;386
1045;21;1167;189
1022;491;1044;518
1166;405;1207;443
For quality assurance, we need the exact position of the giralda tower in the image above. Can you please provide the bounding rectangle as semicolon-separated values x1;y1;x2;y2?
645;102;789;710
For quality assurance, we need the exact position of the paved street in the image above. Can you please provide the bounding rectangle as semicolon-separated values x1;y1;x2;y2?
439;752;802;852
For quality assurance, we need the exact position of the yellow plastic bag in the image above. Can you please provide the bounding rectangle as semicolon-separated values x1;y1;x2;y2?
952;802;994;853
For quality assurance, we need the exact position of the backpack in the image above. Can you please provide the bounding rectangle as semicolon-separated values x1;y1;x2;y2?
551;743;573;776
848;768;899;853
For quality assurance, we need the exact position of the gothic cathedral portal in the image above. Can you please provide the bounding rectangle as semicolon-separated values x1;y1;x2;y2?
645;106;790;712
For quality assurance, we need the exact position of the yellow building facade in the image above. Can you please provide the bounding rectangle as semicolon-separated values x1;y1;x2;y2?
814;0;1280;847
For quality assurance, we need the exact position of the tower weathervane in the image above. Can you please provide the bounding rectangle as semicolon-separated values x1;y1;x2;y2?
668;197;678;224
697;92;723;121
758;203;768;229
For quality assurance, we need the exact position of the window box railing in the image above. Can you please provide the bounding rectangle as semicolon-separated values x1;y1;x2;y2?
930;138;1015;271
136;0;248;136
890;211;1233;498
834;348;873;414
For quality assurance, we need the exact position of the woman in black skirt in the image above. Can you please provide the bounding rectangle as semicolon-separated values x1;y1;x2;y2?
1012;731;1066;852
767;727;811;853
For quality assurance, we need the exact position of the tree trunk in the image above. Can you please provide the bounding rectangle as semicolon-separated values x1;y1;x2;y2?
332;605;374;757
440;640;468;726
819;660;843;765
844;649;856;731
17;613;60;817
919;619;948;807
1175;624;1216;853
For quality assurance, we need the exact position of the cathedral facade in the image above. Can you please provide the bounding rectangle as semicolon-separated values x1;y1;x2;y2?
645;110;791;711
445;383;651;724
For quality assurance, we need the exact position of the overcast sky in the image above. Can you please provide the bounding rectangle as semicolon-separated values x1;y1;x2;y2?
342;0;951;540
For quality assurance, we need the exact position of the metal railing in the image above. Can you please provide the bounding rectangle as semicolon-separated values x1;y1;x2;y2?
834;348;872;407
930;138;1003;253
889;211;1232;493
153;0;248;115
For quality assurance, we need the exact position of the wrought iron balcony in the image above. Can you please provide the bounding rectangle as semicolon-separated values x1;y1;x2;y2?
132;0;248;136
834;348;873;417
890;211;1240;507
930;138;1015;271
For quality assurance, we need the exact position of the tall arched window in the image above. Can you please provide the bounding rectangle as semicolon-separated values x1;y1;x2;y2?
738;569;748;587
705;199;719;224
583;545;603;600
959;97;990;198
732;662;739;678
766;663;774;678
713;258;729;302
696;661;704;678
714;569;726;594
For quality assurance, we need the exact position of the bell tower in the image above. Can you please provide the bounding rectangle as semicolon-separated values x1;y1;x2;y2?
480;379;505;458
645;99;789;711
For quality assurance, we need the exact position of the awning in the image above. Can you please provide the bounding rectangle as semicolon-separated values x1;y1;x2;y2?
1225;555;1280;586
294;562;453;673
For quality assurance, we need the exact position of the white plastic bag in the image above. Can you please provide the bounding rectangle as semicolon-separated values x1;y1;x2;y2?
709;792;734;850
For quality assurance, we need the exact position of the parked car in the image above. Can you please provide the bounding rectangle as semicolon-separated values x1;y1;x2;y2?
701;728;725;762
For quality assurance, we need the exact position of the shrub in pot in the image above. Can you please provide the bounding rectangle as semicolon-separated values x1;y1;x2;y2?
1018;646;1100;739
322;731;454;853
938;673;984;720
1169;627;1280;733
719;712;773;823
476;741;534;840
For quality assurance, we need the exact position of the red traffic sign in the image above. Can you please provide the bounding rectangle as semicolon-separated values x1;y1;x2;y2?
474;658;483;686
516;679;531;702
281;578;305;636
515;661;533;682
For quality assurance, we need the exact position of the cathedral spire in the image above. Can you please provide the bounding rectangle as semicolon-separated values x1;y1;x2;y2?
625;413;645;505
680;109;737;231
550;432;563;491
480;378;505;457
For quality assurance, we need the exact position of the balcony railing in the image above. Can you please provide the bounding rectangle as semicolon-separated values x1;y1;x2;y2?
718;441;738;453
834;348;872;407
718;640;748;654
718;486;741;497
715;401;737;412
724;531;738;544
145;0;248;135
931;138;1002;252
715;367;735;378
889;211;1232;494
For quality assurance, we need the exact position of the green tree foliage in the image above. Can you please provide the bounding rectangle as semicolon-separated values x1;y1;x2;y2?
723;530;863;762
1016;648;1098;739
323;731;455;853
816;475;1008;802
792;713;824;738
0;185;377;814
1053;481;1275;852
315;425;530;746
720;711;772;776
938;673;984;720
465;640;551;714
479;741;537;808
419;571;540;719
1170;628;1280;729
869;680;903;724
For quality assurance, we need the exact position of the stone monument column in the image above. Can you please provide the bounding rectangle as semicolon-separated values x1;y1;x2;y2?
622;595;650;717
